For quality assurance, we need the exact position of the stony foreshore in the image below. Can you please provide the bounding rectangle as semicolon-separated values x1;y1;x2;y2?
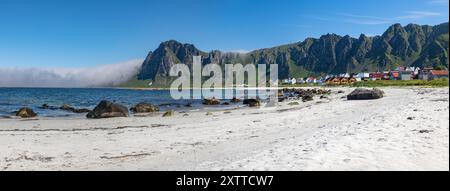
0;87;448;171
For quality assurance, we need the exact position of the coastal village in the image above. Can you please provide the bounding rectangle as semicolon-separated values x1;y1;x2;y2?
281;67;449;85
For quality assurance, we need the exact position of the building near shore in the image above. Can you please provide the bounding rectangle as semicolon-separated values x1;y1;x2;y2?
428;70;449;80
297;78;305;84
399;71;413;80
290;78;297;85
356;73;370;81
389;71;399;80
419;68;434;80
305;77;317;84
369;72;383;80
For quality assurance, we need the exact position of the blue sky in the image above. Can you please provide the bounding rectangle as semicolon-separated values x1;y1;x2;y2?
0;0;448;68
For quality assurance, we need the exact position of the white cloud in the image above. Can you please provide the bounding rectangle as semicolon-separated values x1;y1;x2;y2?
394;11;441;20
0;59;143;87
228;49;251;54
337;11;443;25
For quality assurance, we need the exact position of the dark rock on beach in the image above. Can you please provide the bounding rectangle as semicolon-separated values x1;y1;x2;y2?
203;97;220;105
130;103;159;113
16;107;37;118
278;96;287;102
302;94;314;102
278;88;330;103
230;97;241;103
86;100;129;118
347;88;384;100
162;110;175;117
243;99;261;107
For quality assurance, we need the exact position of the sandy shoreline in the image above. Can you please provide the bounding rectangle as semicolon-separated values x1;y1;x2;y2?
0;87;448;171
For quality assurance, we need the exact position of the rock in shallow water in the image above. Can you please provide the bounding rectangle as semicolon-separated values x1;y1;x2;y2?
347;88;384;100
203;97;220;105
16;107;37;118
60;104;91;113
86;100;129;118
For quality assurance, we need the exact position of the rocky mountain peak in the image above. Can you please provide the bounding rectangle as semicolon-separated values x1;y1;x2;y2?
137;22;449;81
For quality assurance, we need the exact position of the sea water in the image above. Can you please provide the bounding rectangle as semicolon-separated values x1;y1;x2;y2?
0;87;270;117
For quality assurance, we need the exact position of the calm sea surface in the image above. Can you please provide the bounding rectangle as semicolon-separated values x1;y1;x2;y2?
0;88;269;117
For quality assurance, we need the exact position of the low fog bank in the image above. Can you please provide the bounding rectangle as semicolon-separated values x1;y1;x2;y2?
0;59;143;88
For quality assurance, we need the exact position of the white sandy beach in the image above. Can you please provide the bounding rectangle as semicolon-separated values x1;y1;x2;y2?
0;87;448;171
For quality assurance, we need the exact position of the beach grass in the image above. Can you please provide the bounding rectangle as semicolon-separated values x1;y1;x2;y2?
279;83;322;88
352;78;449;87
120;78;449;89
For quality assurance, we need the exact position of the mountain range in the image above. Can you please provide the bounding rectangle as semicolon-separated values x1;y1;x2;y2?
136;22;449;82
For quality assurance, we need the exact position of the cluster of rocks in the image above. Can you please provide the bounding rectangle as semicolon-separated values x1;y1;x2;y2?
202;97;260;107
13;88;386;119
39;103;92;114
202;97;221;105
59;104;91;113
130;102;159;113
40;103;91;113
13;96;262;119
14;104;92;118
278;88;332;103
87;101;165;119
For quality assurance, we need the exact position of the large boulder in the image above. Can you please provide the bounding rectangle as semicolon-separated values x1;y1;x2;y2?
243;99;261;107
86;100;129;118
347;88;384;100
130;102;159;113
16;107;37;118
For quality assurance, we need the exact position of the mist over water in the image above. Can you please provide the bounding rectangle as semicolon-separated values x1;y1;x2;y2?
0;59;143;87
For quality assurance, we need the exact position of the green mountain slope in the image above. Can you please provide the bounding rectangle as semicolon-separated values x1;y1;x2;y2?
135;22;449;83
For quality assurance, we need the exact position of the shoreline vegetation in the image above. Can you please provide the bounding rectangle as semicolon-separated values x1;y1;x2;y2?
118;78;449;90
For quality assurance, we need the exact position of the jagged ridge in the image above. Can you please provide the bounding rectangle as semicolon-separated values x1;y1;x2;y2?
138;22;449;80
